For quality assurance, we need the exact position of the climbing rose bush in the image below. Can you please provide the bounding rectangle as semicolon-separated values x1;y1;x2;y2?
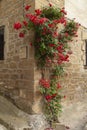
14;3;79;127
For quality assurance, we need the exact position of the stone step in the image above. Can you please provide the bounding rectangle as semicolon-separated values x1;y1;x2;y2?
0;95;30;130
55;123;66;130
0;124;7;130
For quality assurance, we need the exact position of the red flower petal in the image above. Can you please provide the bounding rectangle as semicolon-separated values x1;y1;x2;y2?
19;32;25;38
25;5;31;11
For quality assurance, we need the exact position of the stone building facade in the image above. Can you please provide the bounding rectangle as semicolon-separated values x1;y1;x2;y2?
0;0;36;114
0;0;64;114
0;0;87;130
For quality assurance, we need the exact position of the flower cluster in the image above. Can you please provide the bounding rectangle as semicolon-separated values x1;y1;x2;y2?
39;78;62;122
39;79;50;88
14;3;79;127
14;5;79;68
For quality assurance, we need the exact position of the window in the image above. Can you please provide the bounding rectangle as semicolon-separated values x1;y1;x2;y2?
0;26;4;60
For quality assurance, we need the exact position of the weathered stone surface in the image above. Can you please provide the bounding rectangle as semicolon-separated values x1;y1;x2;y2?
28;114;48;130
0;0;36;114
55;124;66;130
0;95;29;130
0;124;7;130
0;95;48;130
35;0;64;9
59;98;87;130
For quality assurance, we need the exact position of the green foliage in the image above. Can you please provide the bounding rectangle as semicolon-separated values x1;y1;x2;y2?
41;6;63;20
52;65;64;77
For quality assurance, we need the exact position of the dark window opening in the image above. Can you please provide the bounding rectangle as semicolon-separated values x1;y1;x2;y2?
0;26;4;60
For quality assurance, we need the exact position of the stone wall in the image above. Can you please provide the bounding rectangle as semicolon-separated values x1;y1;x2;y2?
0;0;36;113
0;0;64;114
59;26;87;130
60;26;87;103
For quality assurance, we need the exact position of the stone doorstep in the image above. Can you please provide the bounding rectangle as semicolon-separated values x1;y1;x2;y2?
45;124;66;130
0;117;30;130
55;123;66;130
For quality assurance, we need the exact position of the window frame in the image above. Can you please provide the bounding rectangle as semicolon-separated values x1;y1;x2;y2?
0;26;5;60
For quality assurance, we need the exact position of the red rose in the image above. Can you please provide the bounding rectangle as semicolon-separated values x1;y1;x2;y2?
56;45;63;53
25;5;31;11
14;22;22;30
58;53;69;62
38;18;48;25
45;95;52;102
53;31;58;38
49;43;55;47
53;19;61;24
49;3;52;7
19;32;25;38
26;14;39;25
64;55;69;61
39;79;50;88
35;9;42;15
30;42;32;46
61;8;67;15
23;21;28;26
48;23;54;28
57;83;62;89
51;93;57;98
59;17;66;24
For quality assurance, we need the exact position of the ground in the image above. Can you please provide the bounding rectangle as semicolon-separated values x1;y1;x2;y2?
59;98;87;130
0;95;87;130
0;95;47;130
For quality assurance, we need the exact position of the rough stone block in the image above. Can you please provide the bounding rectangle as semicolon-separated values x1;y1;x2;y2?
55;124;66;130
82;29;87;40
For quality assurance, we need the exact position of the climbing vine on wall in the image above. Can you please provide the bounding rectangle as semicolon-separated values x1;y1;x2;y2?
14;3;79;128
